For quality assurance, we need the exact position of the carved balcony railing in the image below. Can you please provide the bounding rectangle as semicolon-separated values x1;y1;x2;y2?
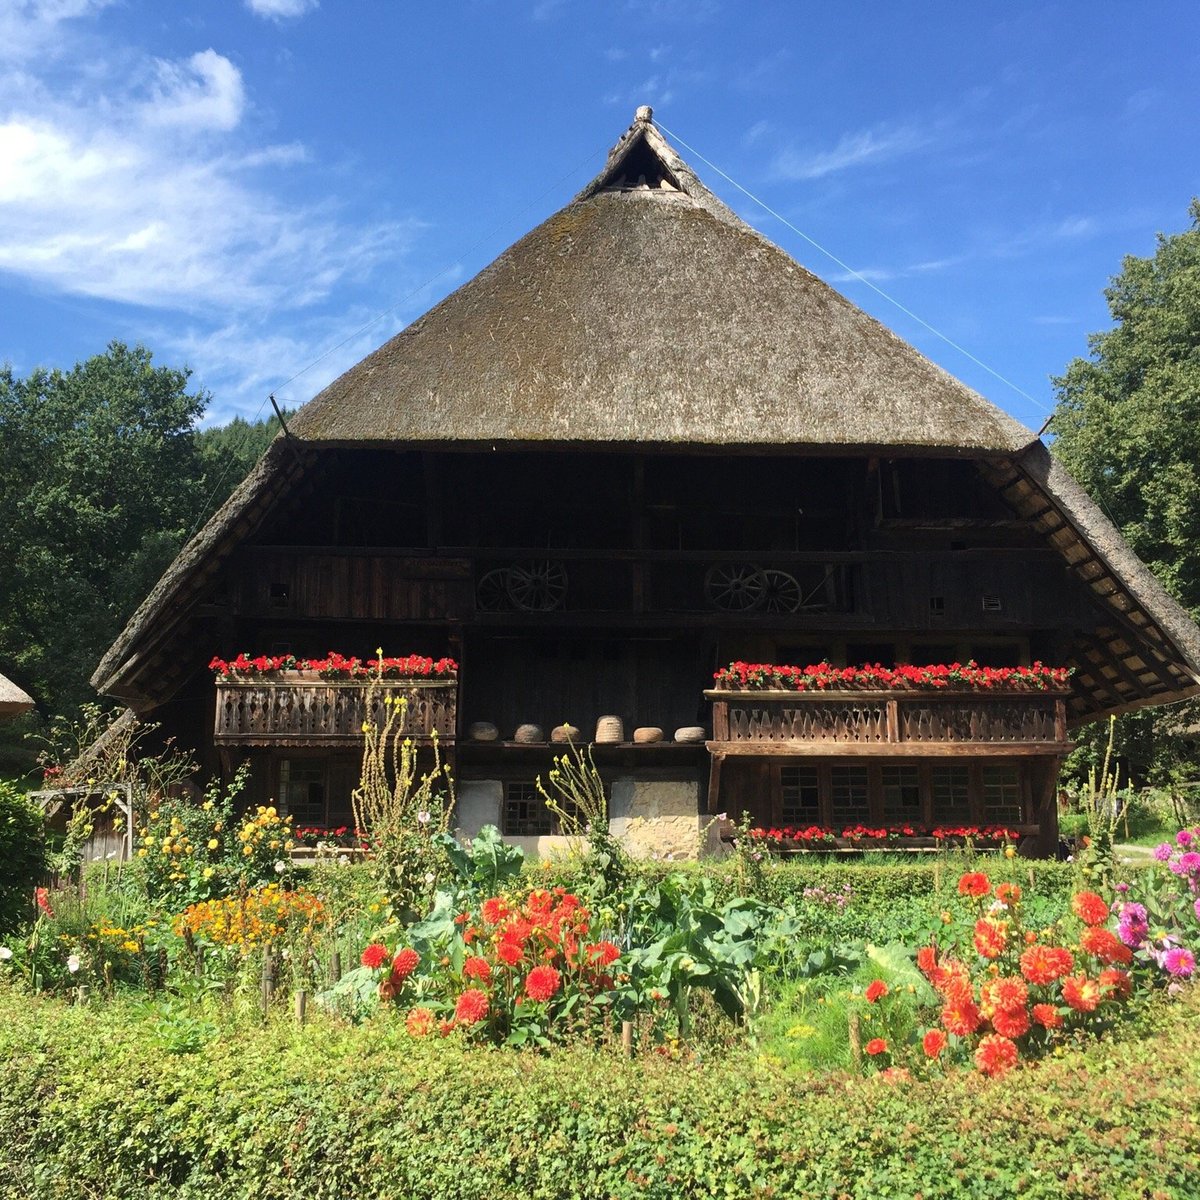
214;675;457;747
704;688;1070;757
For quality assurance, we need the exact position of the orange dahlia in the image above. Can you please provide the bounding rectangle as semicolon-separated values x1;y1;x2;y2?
990;1006;1030;1039
1031;1002;1063;1029
405;1006;435;1037
1062;974;1101;1012
974;917;1008;960
941;996;982;1037
922;1029;948;1059
974;1034;1019;1077
958;872;991;898
1071;891;1110;926
1098;967;1132;1000
1080;927;1132;966
995;882;1023;906
1020;944;1073;986
916;945;938;975
982;975;1028;1014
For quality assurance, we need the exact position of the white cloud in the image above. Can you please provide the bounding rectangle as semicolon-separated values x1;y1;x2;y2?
244;0;319;19
772;124;933;181
0;0;113;63
145;49;246;132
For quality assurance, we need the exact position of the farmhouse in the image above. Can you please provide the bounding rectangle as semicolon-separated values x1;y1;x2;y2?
91;109;1200;858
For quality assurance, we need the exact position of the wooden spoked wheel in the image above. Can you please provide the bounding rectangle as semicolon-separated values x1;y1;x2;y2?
476;568;514;612
760;568;802;613
507;561;568;611
704;562;767;612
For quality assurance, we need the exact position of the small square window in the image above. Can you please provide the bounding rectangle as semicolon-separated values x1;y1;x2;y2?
780;766;820;824
503;782;554;836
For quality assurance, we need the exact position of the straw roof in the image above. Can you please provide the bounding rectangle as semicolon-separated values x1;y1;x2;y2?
0;671;34;718
288;112;1035;455
90;109;1200;721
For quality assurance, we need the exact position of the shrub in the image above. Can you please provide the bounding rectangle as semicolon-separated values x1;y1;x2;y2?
0;782;44;936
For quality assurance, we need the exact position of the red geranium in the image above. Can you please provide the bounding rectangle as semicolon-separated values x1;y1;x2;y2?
525;965;562;1002
361;943;389;970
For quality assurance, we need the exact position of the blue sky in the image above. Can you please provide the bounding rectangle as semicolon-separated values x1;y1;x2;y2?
2;1;1198;432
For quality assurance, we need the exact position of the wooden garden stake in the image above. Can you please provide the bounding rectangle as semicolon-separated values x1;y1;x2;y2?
848;1011;861;1068
261;952;276;1012
621;1019;633;1057
295;989;308;1026
330;951;342;983
76;984;90;1007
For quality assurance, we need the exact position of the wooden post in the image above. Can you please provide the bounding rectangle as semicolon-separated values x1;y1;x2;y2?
295;990;308;1026
621;1019;633;1057
76;984;90;1006
330;951;342;983
103;960;114;999
848;1011;861;1068
261;952;276;1012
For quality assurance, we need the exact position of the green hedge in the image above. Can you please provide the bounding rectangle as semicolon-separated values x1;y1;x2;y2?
1;986;1196;1199
0;781;44;936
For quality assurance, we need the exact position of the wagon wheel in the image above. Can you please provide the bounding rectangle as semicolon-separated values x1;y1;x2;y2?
507;561;568;611
704;562;767;612
476;568;514;612
759;568;802;614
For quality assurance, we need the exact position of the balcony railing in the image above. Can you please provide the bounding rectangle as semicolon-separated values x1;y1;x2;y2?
214;675;457;747
704;688;1069;755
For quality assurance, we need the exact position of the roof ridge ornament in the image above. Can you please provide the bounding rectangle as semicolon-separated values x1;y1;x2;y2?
635;105;653;124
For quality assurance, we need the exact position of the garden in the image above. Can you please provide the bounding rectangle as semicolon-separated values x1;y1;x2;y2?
2;694;1199;1199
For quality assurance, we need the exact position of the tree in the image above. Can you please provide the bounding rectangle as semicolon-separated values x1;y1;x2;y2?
1051;200;1200;788
0;342;211;719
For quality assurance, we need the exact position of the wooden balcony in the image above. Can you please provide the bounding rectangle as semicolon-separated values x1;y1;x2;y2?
704;688;1070;757
214;675;457;747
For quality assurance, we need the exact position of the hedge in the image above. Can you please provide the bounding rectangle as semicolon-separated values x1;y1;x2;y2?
1;986;1196;1199
0;781;44;936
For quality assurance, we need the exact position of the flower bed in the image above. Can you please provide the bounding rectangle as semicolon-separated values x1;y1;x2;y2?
712;660;1070;691
209;651;458;680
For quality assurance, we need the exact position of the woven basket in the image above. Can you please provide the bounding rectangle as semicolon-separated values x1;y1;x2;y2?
673;725;706;744
514;723;544;744
468;721;499;742
595;715;624;743
633;726;663;744
550;724;581;744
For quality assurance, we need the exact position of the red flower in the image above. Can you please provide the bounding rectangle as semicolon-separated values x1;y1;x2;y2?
995;882;1022;906
1071;891;1111;927
864;1037;888;1056
463;955;492;983
454;988;490;1025
34;886;54;916
481;897;509;925
973;918;1007;960
941;996;982;1037
1080;927;1132;965
1020;944;1073;986
865;979;888;1003
1098;968;1132;1000
922;1029;947;1059
990;1006;1030;1039
1031;1002;1063;1030
958;872;991;899
982;976;1028;1015
974;1034;1019;1078
1062;974;1101;1012
360;943;389;970
406;1007;434;1037
390;947;420;983
586;940;621;967
916;945;938;975
496;939;523;966
524;965;562;1002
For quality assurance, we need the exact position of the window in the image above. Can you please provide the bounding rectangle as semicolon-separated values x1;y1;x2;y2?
780;766;820;824
932;766;970;823
279;759;326;824
831;766;869;825
982;765;1023;825
503;782;554;836
882;765;921;823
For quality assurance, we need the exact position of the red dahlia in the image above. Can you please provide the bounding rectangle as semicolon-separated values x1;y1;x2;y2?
990;1006;1030;1039
360;943;389;970
1071;891;1111;927
524;965;562;1002
957;872;991;899
406;1007;434;1037
454;988;490;1025
974;1034;1019;1078
864;1037;888;1056
865;979;888;1003
1080;927;1132;965
1062;974;1101;1013
973;918;1007;960
922;1029;947;1058
1031;1002;1062;1030
391;947;420;983
463;955;492;983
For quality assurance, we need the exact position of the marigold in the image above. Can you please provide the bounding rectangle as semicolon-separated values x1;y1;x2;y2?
361;943;389;970
865;979;888;1003
941;996;982;1037
990;1006;1030;1039
864;1037;888;1056
454;988;490;1025
1061;973;1101;1012
958;872;991;899
525;964;561;1002
463;955;492;983
974;1034;1019;1078
922;1029;947;1059
1031;1002;1062;1029
1079;927;1132;966
973;917;1007;960
1071;891;1110;927
1020;944;1073;986
406;1006;434;1037
391;946;420;983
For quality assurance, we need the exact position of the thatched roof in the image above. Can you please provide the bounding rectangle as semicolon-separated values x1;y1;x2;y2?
288;112;1035;455
90;109;1200;722
0;671;34;718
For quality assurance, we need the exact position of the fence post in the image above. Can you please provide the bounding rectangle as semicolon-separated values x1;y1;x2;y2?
261;952;276;1013
295;989;308;1026
330;951;342;983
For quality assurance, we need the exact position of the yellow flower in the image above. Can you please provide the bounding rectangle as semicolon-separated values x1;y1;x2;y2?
137;848;147;858
243;845;253;856
208;838;219;850
203;867;215;879
202;800;214;811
